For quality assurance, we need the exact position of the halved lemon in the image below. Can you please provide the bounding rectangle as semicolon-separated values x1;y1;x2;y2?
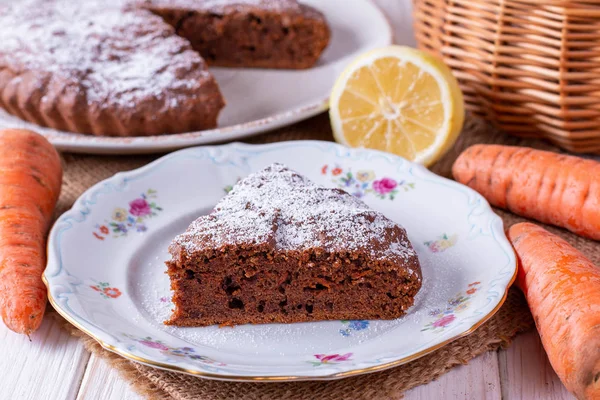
330;46;464;166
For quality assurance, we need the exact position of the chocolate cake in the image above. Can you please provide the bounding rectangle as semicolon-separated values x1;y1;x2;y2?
136;0;331;69
0;0;225;137
166;163;422;327
0;0;329;136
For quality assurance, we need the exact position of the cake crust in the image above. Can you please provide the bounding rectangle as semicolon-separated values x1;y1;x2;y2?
0;0;225;137
166;163;422;327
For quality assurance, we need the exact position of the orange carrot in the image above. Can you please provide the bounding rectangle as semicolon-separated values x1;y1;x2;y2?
508;222;600;400
0;129;62;335
453;144;600;240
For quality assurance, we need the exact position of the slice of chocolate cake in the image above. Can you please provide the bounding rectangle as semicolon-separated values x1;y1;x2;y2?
166;163;421;327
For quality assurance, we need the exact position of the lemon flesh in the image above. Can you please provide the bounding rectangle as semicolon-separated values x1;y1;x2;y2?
330;46;464;166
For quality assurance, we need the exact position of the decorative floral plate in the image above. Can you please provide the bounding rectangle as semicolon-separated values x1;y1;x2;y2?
44;141;516;381
0;0;392;155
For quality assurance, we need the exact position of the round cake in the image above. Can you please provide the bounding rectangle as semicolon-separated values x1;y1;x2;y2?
0;0;225;137
0;0;330;137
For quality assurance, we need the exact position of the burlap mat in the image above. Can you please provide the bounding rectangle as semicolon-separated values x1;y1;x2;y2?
49;114;600;400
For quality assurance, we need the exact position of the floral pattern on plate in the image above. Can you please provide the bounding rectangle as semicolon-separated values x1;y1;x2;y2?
123;335;227;366
93;189;163;240
339;320;370;337
89;281;122;299
424;233;458;253
321;165;415;200
309;353;353;366
421;282;482;333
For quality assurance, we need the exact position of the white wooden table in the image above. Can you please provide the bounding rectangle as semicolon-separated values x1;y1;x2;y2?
0;316;575;399
0;1;577;399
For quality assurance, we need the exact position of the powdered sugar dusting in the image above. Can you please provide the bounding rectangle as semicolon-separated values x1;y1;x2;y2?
0;0;213;111
138;0;304;13
172;164;419;275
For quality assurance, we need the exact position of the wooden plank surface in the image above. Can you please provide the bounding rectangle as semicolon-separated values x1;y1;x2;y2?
0;316;89;400
403;352;502;400
0;320;574;400
499;331;576;400
77;355;143;400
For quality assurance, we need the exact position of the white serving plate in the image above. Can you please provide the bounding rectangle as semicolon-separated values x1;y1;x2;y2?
0;0;393;154
44;141;516;381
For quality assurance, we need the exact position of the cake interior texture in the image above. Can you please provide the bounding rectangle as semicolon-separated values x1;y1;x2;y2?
140;0;331;69
166;163;422;327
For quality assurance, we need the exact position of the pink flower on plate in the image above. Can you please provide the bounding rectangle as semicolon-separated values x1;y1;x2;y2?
373;178;397;194
139;340;169;351
315;353;353;363
433;314;456;328
427;242;441;253
129;198;151;217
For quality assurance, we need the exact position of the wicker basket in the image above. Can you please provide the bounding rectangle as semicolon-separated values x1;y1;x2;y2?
413;0;600;153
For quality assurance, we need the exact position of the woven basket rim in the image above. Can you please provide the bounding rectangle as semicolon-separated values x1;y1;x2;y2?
413;0;600;153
